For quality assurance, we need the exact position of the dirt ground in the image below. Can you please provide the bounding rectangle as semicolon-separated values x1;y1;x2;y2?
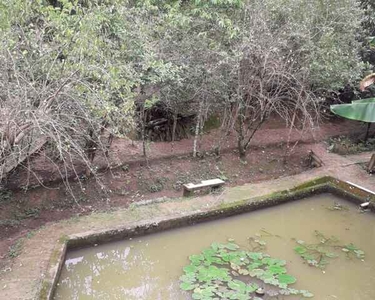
0;116;372;265
1;142;375;300
0;144;312;260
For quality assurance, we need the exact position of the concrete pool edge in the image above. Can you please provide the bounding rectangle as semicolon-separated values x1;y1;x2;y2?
39;176;375;300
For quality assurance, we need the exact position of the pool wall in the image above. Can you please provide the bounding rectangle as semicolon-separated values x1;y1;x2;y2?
39;176;375;300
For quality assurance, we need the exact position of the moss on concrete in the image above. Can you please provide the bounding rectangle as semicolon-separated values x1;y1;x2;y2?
38;236;68;300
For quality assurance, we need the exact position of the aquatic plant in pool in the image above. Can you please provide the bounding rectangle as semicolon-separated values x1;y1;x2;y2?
180;242;313;299
293;231;365;269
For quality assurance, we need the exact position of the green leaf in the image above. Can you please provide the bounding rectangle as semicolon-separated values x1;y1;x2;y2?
180;282;196;290
184;264;197;273
277;274;296;285
190;254;204;265
247;252;263;260
352;98;375;104
224;243;240;250
294;246;307;255
267;265;287;275
330;102;375;123
180;242;310;299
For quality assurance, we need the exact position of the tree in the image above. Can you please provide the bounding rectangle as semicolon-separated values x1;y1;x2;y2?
0;0;368;189
153;0;364;158
0;0;177;189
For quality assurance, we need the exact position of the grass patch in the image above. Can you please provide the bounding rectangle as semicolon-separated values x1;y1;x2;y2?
8;238;25;258
12;207;40;221
0;189;13;203
0;219;21;227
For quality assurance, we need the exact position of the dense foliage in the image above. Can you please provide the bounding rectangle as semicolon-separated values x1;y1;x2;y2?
0;0;370;186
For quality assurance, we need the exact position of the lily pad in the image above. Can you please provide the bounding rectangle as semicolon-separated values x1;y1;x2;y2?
180;242;312;299
278;274;297;285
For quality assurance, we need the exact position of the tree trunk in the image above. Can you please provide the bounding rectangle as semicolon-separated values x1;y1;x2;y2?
193;102;203;158
237;106;247;159
171;113;177;152
105;133;114;158
238;140;247;159
140;105;147;157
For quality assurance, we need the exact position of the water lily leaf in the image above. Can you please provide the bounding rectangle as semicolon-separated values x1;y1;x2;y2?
203;248;216;257
247;260;264;270
230;263;240;271
228;279;247;292
301;290;314;298
345;244;357;251
247;252;263;260
190;254;204;265
301;253;315;261
224;243;240;250
294;246;307;255
279;289;290;295
180;282;196;291
247;283;259;293
235;294;251;300
238;268;249;276
180;273;196;283
263;277;280;286
267;265;287;275
181;242;311;299
249;268;264;277
277;274;296;285
184;264;197;273
286;288;300;295
211;242;220;251
262;257;286;266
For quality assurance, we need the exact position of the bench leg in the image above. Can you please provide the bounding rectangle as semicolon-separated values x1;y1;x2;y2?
183;188;193;197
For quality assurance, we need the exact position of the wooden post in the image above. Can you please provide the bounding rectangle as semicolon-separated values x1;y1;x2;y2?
368;154;375;173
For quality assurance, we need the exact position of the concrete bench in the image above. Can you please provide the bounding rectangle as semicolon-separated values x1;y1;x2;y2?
183;179;225;197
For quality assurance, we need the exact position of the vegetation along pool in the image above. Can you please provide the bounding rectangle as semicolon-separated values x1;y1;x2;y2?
54;193;375;300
